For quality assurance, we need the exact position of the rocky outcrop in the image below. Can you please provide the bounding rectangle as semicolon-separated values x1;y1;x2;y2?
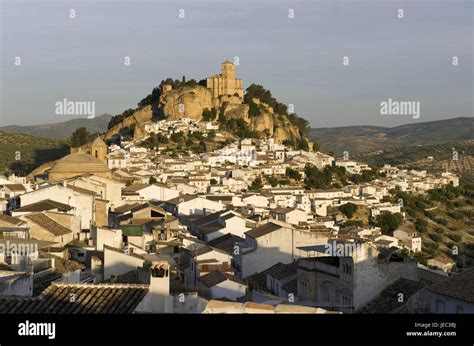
213;95;243;109
250;110;274;136
105;105;153;140
247;99;300;142
104;85;307;145
159;86;212;120
273;115;300;142
222;103;250;122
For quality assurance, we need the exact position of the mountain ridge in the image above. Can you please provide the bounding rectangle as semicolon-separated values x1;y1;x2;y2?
309;117;474;155
0;114;113;139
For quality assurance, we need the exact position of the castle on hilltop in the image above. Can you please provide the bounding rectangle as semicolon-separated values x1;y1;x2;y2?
206;61;244;101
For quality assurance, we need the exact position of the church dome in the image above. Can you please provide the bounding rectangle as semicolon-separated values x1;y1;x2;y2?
49;153;110;180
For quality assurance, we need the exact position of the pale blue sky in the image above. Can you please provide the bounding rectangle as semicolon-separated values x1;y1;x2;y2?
0;0;472;128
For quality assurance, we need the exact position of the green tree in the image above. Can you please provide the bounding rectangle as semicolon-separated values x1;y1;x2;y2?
149;176;157;184
287;113;310;136
202;108;216;121
207;130;216;140
170;131;184;143
304;164;332;189
266;175;278;187
244;84;288;116
249;177;263;191
248;100;261;117
285;168;301;181
415;218;428;233
70;127;90;147
375;212;404;235
338;203;358;219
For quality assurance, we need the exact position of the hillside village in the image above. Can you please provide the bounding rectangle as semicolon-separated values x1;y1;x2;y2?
0;62;472;315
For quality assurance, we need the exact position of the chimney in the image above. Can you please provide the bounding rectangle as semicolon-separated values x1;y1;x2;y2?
148;261;171;313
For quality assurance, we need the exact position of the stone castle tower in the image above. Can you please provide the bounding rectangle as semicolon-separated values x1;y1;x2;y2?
206;61;244;101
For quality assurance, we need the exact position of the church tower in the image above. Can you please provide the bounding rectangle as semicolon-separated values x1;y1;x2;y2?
90;136;107;164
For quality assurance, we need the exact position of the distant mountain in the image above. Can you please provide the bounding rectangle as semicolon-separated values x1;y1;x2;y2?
309;117;474;155
356;139;474;184
0;114;113;139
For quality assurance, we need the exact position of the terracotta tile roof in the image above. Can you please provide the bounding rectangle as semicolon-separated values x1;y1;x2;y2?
166;194;197;205
427;267;474;303
0;214;25;226
207;233;244;254
245;222;282;239
200;270;245;288
358;278;425;313
113;203;141;214
266;262;297;280
5;184;26;192
39;251;84;273
25;213;72;236
14;199;73;213
0;282;148;314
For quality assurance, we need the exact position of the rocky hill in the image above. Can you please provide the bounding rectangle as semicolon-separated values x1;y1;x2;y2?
105;75;310;147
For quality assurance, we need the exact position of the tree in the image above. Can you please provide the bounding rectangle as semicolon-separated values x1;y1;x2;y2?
248;100;261;117
207;130;216;140
287;113;310;136
415;218;428;233
156;133;169;144
192;131;204;141
266;175;278;187
244;84;288;116
210;178;218;185
70;127;90;147
170;131;184;143
338;203;358;219
285;168;301;181
296;138;309;151
202;108;216;121
375;212;404;235
249;177;263;191
149;177;157;184
304;164;332;189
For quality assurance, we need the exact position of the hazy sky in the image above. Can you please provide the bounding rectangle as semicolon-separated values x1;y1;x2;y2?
0;0;472;128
